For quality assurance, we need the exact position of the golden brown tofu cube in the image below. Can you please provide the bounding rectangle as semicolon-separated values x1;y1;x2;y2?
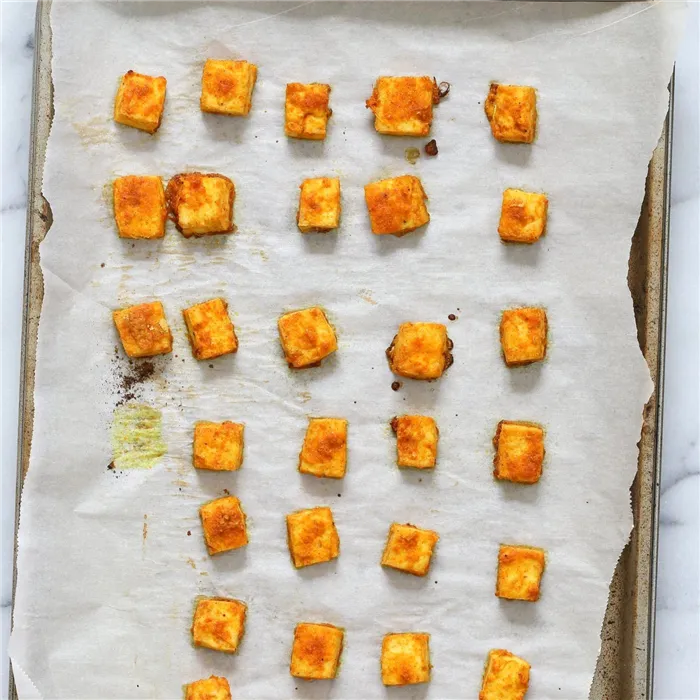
364;175;430;236
200;59;257;116
480;649;531;700
114;70;167;134
113;301;172;358
193;421;244;471
297;177;341;233
278;307;337;369
386;322;452;380
484;83;537;144
183;298;238;361
499;189;548;243
286;506;339;568
192;598;247;653
391;415;438;469
112;176;166;239
299;418;348;479
366;76;439;136
185;676;231;700
496;545;545;602
381;633;431;686
166;173;234;237
493;421;544;484
200;496;248;556
290;623;344;680
381;523;439;577
285;83;332;140
500;308;547;367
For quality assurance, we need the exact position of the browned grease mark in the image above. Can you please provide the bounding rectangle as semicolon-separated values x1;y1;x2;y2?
298;391;312;403
142;514;148;543
186;558;196;570
359;289;377;305
73;117;113;147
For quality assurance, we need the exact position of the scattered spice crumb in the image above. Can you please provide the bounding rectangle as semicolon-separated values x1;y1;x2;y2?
107;461;115;470
391;381;401;391
437;81;451;100
100;262;105;268
223;488;230;495
424;139;438;156
448;313;456;321
187;530;191;536
208;364;214;368
337;494;341;498
419;478;423;482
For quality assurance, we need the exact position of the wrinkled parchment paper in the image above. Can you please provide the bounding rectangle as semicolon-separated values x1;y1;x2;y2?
10;2;685;698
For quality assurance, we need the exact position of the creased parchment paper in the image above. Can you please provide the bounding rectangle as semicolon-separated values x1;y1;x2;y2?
10;2;685;698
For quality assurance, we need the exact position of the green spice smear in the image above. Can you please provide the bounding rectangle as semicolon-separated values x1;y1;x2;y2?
111;403;166;470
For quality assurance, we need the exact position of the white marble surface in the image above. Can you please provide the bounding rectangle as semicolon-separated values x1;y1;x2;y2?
0;2;698;698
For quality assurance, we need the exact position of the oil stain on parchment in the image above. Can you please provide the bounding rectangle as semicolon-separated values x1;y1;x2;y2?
111;403;166;470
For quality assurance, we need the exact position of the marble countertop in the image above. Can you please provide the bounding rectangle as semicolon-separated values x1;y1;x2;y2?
1;3;698;698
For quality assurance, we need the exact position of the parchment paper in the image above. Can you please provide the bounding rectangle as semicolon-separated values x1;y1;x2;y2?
10;2;685;698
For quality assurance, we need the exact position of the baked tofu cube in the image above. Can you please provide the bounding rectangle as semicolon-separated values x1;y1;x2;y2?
285;83;332;140
484;83;537;144
192;598;247;653
166;173;234;237
278;307;337;369
381;523;439;577
113;301;172;358
185;676;231;700
193;421;244;471
113;176;166;239
479;649;531;700
290;623;344;680
493;421;544;484
366;76;439;136
391;415;438;469
114;70;167;134
299;418;348;479
499;189;548;243
496;545;546;602
297;178;341;233
286;506;339;568
381;633;431;686
200;59;257;116
386;322;452;380
200;496;248;556
183;298;238;361
364;175;429;236
500;308;548;367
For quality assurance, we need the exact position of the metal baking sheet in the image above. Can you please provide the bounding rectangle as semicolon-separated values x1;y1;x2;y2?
9;2;672;698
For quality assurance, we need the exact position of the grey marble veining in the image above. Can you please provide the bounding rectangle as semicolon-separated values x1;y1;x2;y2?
0;2;698;698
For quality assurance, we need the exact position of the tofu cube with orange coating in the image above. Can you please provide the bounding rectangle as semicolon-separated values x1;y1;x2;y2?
381;633;431;686
480;649;531;700
183;298;238;361
500;308;547;367
386;322;452;380
200;496;248;556
114;70;166;134
391;415;438;469
484;83;537;144
166;173;234;237
113;301;172;358
364;175;429;236
366;76;439;136
192;598;247;653
290;623;344;679
496;545;545;602
499;189;548;243
278;307;337;369
194;421;244;471
381;523;439;577
113;176;166;239
185;676;231;700
285;83;332;140
297;177;341;233
299;418;347;479
200;59;257;116
286;506;339;568
493;421;544;484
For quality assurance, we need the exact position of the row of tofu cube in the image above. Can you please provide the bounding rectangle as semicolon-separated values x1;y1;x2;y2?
115;62;536;144
186;632;529;698
114;301;548;370
114;171;548;242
